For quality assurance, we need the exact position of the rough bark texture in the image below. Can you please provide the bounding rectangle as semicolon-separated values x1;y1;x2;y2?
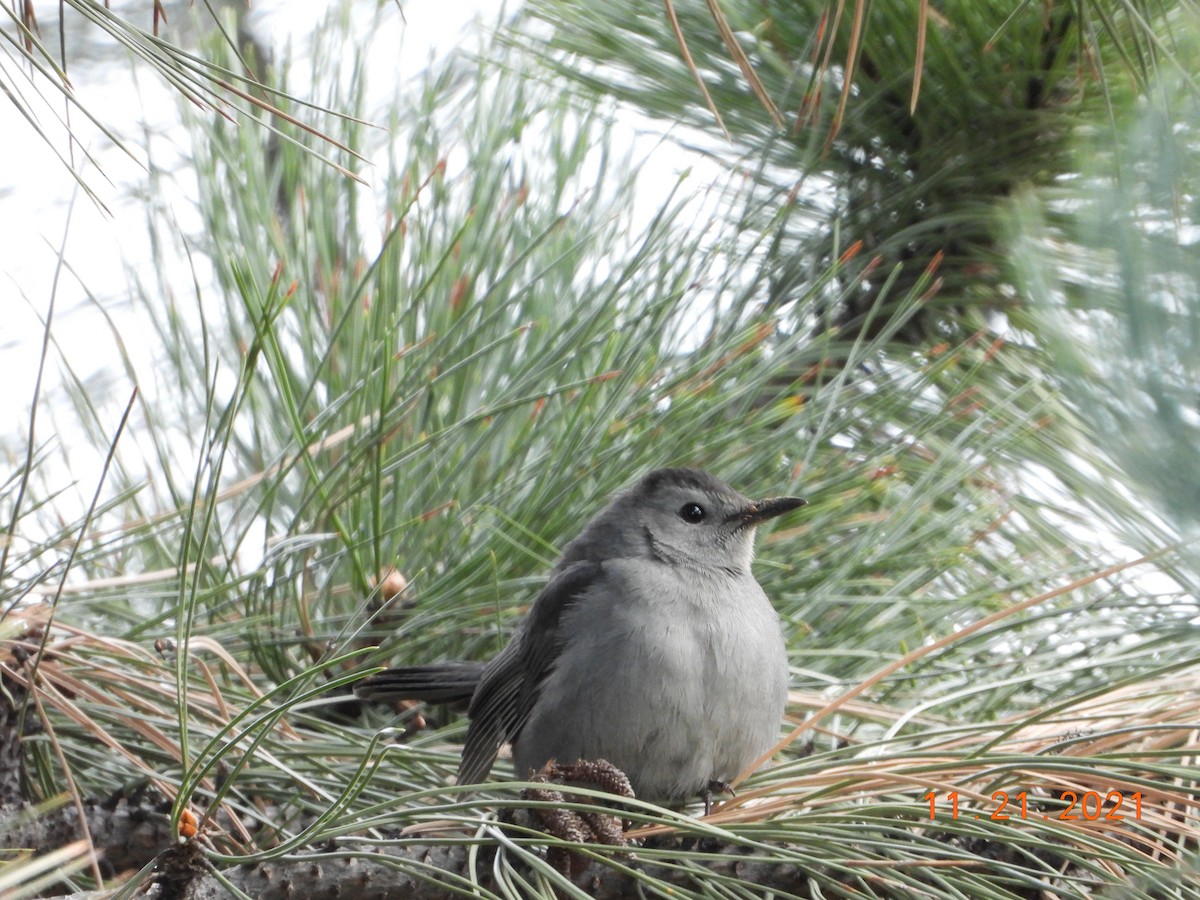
131;839;808;900
2;796;811;900
0;786;176;874
0;673;25;807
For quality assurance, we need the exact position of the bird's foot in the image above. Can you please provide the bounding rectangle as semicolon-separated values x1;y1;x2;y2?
702;779;735;816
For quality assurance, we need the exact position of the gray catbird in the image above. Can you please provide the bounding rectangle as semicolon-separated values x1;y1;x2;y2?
356;467;805;805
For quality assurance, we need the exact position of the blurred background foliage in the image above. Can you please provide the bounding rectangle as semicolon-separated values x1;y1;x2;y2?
2;0;1199;897
523;0;1147;343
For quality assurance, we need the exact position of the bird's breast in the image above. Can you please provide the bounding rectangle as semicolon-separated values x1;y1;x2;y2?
514;558;788;802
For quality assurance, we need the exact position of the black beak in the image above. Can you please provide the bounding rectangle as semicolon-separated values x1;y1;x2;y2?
727;496;807;528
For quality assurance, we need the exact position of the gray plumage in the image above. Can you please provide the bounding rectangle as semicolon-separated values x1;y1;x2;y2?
356;467;805;804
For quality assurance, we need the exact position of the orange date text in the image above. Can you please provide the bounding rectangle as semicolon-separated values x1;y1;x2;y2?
923;789;1142;822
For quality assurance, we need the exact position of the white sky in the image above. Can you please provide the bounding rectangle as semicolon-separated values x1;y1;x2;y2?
0;0;510;425
0;0;722;434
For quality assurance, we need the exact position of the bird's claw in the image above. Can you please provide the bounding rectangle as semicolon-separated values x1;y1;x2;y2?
702;779;735;816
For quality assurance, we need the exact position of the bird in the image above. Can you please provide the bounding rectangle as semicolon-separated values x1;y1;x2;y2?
356;467;805;806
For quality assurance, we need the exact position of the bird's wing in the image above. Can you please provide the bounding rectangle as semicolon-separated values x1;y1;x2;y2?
458;560;601;785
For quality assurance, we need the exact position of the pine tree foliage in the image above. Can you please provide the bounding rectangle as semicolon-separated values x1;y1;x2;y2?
1;3;1198;898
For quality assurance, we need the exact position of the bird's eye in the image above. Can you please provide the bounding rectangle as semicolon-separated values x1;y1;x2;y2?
678;502;706;524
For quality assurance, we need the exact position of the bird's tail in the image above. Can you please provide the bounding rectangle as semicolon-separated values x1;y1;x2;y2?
354;661;485;703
